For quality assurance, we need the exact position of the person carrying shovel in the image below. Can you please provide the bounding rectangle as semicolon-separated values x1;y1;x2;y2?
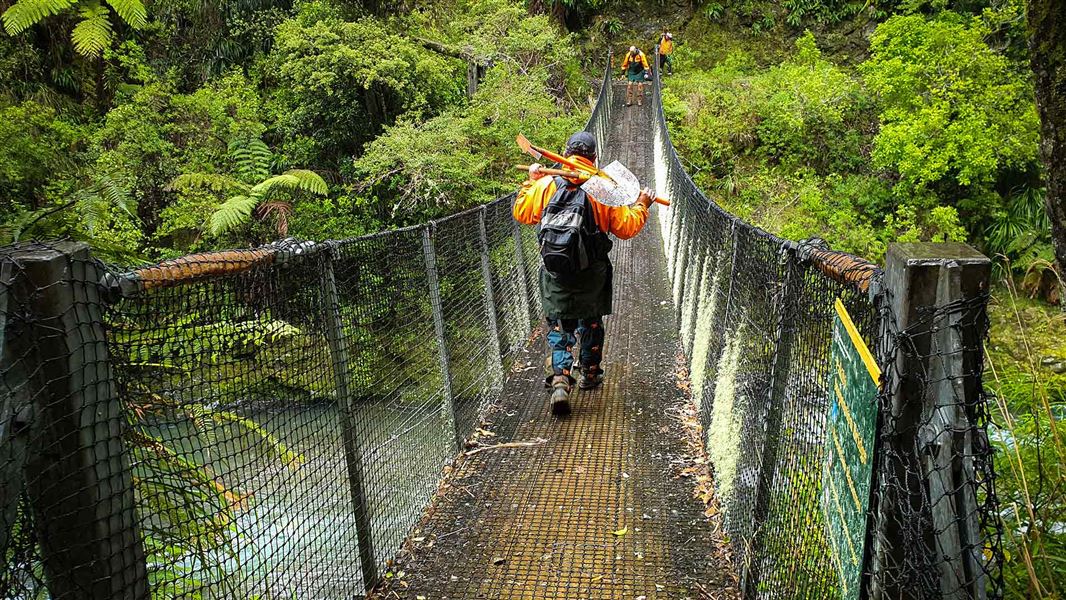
513;131;656;416
621;46;650;106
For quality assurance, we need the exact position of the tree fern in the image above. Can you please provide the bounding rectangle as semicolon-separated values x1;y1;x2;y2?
251;170;328;196
1;0;76;35
76;173;134;233
229;137;272;183
71;2;112;58
168;172;248;194
208;195;258;236
3;0;146;58
103;0;145;29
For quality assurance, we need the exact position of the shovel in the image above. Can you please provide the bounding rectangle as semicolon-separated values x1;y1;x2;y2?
515;134;670;207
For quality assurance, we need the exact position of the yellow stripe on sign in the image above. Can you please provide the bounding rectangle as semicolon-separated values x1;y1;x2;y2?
828;476;860;566
831;428;863;512
834;298;881;384
837;360;847;390
834;381;868;465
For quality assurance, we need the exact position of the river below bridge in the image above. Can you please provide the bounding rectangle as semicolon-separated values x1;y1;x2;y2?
142;399;452;599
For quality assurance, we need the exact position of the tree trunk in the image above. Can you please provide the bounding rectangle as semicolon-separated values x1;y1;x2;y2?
1027;0;1066;307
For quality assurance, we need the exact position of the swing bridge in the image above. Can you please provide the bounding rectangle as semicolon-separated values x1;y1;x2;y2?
0;57;1002;600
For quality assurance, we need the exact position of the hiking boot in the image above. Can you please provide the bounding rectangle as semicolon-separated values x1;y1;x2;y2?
549;375;572;417
578;369;603;390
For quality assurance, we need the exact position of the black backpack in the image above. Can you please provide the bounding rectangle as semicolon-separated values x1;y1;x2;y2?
537;176;610;280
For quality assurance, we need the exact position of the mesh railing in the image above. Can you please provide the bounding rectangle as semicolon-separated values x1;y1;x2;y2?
0;58;615;600
651;53;1003;599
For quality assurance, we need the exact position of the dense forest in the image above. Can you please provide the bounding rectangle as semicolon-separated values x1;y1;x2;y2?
0;0;1062;596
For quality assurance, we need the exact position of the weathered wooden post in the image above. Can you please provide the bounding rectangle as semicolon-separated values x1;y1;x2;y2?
422;225;463;450
5;242;147;600
317;242;380;590
869;242;992;600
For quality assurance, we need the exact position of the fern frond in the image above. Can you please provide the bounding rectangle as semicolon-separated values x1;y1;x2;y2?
208;195;258;236
103;0;146;29
250;170;328;197
92;174;134;215
2;0;77;35
285;169;328;195
71;2;112;58
229;137;272;183
168;172;247;194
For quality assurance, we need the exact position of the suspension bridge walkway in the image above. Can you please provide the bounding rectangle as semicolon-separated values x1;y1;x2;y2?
0;60;1002;600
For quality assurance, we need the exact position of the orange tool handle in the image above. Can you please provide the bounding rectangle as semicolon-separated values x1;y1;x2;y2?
653;196;671;206
515;165;587;179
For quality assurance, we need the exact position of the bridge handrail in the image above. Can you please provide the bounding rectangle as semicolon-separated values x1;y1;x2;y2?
650;48;1003;599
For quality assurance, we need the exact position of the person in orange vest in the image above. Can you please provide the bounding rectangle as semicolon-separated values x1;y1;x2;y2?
658;32;675;75
620;46;651;107
513;131;655;416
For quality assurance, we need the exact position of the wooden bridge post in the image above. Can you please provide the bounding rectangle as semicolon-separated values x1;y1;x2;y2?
478;207;505;389
869;242;991;600
318;242;380;590
422;225;463;451
742;246;801;596
3;242;147;600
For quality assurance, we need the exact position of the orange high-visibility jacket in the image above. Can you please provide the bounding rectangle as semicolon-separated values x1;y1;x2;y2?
513;156;649;240
620;51;650;72
659;38;674;55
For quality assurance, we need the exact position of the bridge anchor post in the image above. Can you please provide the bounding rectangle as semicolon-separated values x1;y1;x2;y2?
2;242;148;600
870;242;992;600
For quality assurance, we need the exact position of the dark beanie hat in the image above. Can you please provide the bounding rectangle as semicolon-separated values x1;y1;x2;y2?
565;131;597;160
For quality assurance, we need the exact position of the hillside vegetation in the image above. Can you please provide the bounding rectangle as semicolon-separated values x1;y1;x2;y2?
0;0;607;262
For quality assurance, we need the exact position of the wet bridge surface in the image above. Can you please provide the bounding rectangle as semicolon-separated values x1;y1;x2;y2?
374;87;739;599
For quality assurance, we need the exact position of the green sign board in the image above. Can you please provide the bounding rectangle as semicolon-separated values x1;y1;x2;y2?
822;298;880;599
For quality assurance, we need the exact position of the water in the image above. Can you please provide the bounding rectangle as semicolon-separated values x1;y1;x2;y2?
142;400;452;599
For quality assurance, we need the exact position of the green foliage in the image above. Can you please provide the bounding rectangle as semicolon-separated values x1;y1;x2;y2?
352;64;583;224
266;16;461;171
861;13;1039;192
170;139;328;238
985;284;1066;597
3;0;147;57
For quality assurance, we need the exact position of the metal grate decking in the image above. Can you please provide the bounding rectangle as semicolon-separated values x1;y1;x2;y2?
372;87;739;599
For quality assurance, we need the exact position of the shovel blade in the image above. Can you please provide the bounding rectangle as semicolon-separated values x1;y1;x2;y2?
581;175;634;207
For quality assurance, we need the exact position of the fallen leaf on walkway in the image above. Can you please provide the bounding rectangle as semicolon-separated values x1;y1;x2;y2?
611;527;628;536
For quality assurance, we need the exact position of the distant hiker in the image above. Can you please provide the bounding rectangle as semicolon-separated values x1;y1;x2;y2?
621;46;650;106
513;131;655;416
658;32;674;75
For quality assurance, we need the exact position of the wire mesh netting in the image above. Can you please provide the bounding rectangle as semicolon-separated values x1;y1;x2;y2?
650;53;1003;599
1;53;1004;600
1;203;542;599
